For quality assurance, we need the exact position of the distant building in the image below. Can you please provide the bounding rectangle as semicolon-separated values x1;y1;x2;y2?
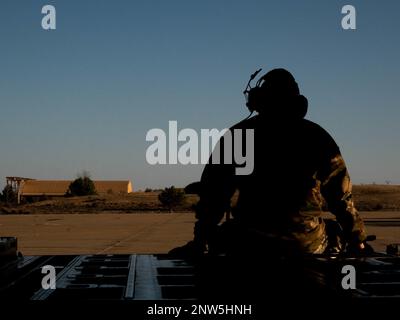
5;177;133;203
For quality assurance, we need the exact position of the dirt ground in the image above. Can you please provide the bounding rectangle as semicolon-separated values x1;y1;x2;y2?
0;211;398;255
3;184;400;215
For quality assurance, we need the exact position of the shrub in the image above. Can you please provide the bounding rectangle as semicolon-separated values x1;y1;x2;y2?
66;174;97;197
0;185;17;204
158;186;185;211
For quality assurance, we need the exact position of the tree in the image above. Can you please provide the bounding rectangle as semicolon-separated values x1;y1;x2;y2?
66;173;97;197
0;185;17;204
158;186;185;211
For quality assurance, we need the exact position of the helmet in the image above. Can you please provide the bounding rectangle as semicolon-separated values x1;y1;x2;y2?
244;68;308;118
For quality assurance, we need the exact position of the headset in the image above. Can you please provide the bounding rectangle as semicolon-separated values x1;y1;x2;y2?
243;68;308;119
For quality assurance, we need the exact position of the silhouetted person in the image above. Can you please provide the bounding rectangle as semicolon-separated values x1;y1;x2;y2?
170;68;368;258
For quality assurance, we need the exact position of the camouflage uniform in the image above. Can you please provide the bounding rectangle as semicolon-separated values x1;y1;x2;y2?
193;115;367;254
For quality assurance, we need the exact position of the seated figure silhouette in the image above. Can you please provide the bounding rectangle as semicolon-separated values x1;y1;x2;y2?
170;68;369;258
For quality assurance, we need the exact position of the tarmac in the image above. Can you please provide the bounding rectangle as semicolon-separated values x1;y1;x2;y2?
0;211;398;255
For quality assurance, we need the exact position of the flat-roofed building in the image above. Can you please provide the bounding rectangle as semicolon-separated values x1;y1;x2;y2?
15;179;133;203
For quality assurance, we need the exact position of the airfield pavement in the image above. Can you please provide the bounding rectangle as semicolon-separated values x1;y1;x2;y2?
0;211;398;255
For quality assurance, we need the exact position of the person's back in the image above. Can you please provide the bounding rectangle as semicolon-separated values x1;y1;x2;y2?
170;68;367;257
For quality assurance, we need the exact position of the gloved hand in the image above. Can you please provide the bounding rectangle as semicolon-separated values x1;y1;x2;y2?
346;241;374;255
168;240;206;258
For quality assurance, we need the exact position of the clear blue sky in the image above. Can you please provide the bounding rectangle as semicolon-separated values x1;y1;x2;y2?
1;0;399;190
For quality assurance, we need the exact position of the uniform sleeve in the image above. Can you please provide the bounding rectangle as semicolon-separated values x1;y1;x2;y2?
193;134;237;245
316;138;367;244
